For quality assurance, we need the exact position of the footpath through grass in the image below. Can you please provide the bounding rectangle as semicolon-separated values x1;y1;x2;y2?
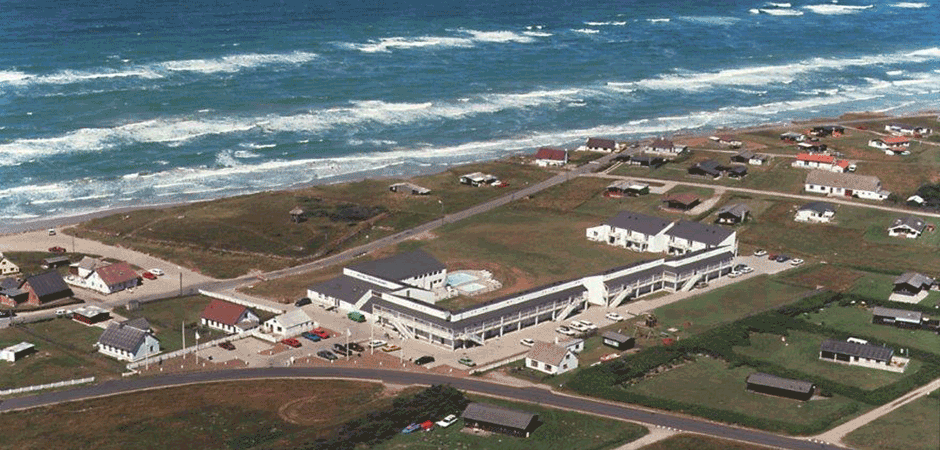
843;390;940;450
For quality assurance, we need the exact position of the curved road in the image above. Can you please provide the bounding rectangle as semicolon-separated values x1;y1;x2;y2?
0;367;845;450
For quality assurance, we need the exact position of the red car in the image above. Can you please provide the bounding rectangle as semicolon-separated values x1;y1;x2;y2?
141;272;157;280
48;246;66;253
767;254;778;260
312;328;330;339
280;338;301;348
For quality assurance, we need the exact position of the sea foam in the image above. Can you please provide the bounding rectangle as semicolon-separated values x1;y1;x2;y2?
804;4;874;14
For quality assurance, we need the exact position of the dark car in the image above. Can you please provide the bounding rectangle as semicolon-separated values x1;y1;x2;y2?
414;356;435;365
0;310;15;318
294;297;311;307
218;342;236;351
281;338;302;348
48;246;66;253
312;328;331;339
767;253;778;260
300;331;321;342
317;350;338;361
332;343;349;356
775;255;791;262
348;342;365;353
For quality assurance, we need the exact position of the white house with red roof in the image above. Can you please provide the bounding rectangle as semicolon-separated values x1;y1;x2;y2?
791;153;848;173
66;260;140;295
868;136;911;155
533;147;568;167
200;299;260;334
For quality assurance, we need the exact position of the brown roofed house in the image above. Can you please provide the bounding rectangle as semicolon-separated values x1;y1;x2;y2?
200;299;260;334
662;193;701;211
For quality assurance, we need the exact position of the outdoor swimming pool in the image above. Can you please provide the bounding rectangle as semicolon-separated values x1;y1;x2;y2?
459;282;487;293
447;272;478;286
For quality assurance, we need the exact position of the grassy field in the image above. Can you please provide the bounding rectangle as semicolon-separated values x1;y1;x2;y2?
68;159;554;279
849;271;940;307
800;305;940;354
0;379;388;450
639;434;780;450
733;330;919;390
376;394;648;450
119;295;229;352
653;276;809;336
622;356;862;426
842;390;940;450
0;379;649;450
779;264;863;292
0;319;126;389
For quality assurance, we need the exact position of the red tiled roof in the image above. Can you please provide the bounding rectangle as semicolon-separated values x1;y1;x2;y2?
882;136;910;144
95;262;138;286
201;299;248;326
836;160;850;169
534;147;567;161
796;153;834;164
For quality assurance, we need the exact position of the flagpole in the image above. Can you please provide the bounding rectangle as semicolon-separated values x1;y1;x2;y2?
346;328;350;361
181;322;186;360
370;320;374;356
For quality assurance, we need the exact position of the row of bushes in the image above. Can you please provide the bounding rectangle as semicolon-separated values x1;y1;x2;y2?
306;384;468;450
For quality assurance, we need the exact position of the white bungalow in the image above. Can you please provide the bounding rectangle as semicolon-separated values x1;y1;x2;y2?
804;170;890;201
200;299;260;334
795;202;836;223
868;136;911;155
533;147;568;167
525;341;579;375
264;308;313;339
888;216;927;239
96;320;160;362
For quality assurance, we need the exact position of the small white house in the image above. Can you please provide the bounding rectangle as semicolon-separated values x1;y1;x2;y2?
556;337;584;354
533;147;568;167
792;153;848;173
580;137;618;152
96;321;160;362
888;216;927;239
0;252;19;275
264;308;313;339
795;202;836;223
868;137;911;155
586;211;674;253
200;299;260;334
646;138;687;155
885;124;932;136
0;342;35;362
525;341;579;375
804;170;890;201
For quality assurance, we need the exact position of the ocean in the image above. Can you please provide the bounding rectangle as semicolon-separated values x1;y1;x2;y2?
1;0;938;226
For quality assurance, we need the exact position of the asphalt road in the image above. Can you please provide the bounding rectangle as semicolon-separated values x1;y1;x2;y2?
0;367;845;450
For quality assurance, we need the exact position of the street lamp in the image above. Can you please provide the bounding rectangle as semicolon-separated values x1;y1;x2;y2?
437;199;444;226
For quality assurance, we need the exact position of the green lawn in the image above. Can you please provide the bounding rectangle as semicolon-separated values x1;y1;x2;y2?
653;276;809;335
849;272;940;306
843;391;940;450
800;306;940;354
119;295;226;351
734;330;918;390
640;434;785;450
0;319;126;389
622;356;862;426
375;394;648;450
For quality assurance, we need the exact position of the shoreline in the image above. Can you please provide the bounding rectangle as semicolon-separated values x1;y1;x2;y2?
3;109;936;237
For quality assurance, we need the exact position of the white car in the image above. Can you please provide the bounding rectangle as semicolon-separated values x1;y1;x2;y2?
369;340;387;348
605;312;625;322
577;320;597;329
568;322;589;332
555;326;576;336
436;414;458;428
790;258;804;266
728;271;742;278
753;249;767;256
149;268;165;276
520;338;535;347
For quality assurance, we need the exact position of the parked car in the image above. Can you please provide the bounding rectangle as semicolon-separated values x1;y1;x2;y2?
301;331;321;342
520;338;535;347
312;328;330;339
436;414;458;428
414;355;435;365
218;342;236;351
348;342;365;353
767;253;778;260
568;322;589;332
573;320;597;329
458;357;476;367
141;271;157;280
280;338;302;348
55;309;68;317
728;271;742;278
555;326;575;336
294;297;311;307
753;249;767;256
48;246;66;253
693;280;708;289
149;268;165;276
317;350;338;361
0;310;15;318
605;312;625;322
790;258;804;266
739;266;754;274
733;264;748;272
401;423;422;434
600;353;621;362
48;228;56;236
333;343;349;355
382;345;402;353
775;255;791;263
369;339;387;348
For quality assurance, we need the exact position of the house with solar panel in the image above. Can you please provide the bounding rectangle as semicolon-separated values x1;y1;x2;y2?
96;318;160;362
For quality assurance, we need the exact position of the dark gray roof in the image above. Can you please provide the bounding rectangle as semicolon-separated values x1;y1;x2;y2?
666;221;734;246
890;216;926;233
717;203;750;218
746;373;814;394
451;284;587;329
122;317;152;332
605;265;665;292
602;331;633;343
25;272;72;298
0;277;20;290
820;339;894;362
605;211;673;236
347;250;445;282
726;165;747;175
42;256;70;265
872;307;922;323
666;249;735;277
734;150;755;160
309;274;389;303
690;160;722;176
461;403;537;430
97;322;152;353
799;202;835;214
587;137;616;149
894;272;934;288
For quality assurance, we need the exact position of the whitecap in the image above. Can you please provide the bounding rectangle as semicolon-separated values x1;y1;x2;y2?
804;4;874;14
767;2;792;6
233;150;261;158
572;28;600;34
522;31;553;37
647;18;671;23
759;8;804;15
890;2;928;7
677;16;741;26
584;21;627;26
